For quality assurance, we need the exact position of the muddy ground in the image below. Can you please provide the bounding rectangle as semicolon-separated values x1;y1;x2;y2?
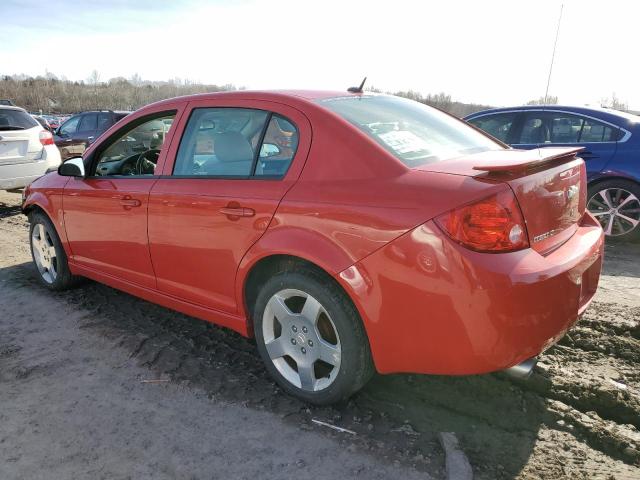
0;190;638;479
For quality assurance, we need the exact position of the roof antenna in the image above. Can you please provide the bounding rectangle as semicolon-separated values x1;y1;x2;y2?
348;77;367;93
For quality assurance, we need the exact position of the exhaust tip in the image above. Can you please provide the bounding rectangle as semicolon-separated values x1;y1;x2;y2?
504;358;537;379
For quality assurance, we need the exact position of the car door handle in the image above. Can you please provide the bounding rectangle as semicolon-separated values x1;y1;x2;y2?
120;197;142;208
219;206;255;217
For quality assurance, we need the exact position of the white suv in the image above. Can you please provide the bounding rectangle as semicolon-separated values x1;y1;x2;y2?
0;105;61;190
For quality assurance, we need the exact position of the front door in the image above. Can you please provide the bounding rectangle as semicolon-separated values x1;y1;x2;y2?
63;109;180;288
148;99;311;313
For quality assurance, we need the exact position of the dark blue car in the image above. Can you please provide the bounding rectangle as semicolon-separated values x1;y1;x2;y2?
465;106;640;240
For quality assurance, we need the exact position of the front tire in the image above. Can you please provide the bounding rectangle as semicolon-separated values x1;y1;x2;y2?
29;211;78;290
254;268;374;405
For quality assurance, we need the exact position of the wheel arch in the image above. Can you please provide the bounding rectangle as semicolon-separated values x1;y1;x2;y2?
587;174;640;192
23;196;72;258
241;254;342;334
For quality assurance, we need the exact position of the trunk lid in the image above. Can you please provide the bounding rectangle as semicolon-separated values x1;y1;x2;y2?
0;126;44;166
417;147;587;254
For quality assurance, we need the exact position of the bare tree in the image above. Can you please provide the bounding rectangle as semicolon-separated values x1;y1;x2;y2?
527;95;558;105
601;92;628;111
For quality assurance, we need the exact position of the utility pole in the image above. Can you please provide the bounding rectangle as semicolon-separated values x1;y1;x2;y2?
544;3;563;104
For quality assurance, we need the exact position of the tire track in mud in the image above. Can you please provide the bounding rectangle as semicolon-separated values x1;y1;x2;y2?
510;302;640;467
53;276;640;478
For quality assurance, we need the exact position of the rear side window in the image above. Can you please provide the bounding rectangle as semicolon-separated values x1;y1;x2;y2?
255;115;299;176
0;109;39;130
467;113;517;142
319;95;500;167
579;118;620;142
78;113;98;131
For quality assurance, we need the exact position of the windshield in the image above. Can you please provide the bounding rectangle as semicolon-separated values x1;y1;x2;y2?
319;95;502;167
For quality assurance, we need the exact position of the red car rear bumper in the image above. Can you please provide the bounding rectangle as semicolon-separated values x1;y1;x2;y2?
338;212;604;375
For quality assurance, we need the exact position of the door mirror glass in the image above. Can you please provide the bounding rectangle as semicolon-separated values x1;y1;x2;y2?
58;157;85;177
259;143;281;157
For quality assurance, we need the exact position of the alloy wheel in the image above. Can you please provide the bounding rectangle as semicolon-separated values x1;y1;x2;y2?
262;289;341;392
587;187;640;237
31;223;58;284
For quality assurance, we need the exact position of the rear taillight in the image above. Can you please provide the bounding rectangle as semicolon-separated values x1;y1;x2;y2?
39;130;54;146
435;190;529;253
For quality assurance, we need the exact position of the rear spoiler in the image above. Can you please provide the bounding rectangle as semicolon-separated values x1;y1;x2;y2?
473;147;584;173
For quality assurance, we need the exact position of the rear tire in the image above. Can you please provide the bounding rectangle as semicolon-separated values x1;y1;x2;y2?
29;211;79;290
587;180;640;242
253;267;374;405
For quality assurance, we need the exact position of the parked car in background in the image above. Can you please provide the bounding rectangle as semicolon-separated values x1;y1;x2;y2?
43;115;61;130
54;110;130;161
32;115;53;132
0;99;16;106
0;105;61;190
465;106;640;240
22;91;603;404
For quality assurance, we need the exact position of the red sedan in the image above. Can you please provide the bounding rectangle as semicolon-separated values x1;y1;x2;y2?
22;90;604;404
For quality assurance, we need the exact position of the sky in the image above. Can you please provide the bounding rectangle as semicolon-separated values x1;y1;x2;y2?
2;0;640;109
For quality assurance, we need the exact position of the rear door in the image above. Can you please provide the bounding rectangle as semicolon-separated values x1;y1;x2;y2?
148;99;311;313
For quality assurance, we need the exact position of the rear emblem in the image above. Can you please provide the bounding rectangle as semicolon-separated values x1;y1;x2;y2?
566;185;579;200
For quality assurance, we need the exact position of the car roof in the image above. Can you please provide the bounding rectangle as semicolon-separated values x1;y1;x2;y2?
0;105;27;112
144;89;364;109
465;104;640;124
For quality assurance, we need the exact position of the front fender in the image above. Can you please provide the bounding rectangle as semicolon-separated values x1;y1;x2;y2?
22;176;71;258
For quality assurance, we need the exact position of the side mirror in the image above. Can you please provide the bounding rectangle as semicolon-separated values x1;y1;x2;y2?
58;157;85;177
260;143;281;157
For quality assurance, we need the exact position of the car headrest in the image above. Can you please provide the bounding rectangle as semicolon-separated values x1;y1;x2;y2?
214;132;253;163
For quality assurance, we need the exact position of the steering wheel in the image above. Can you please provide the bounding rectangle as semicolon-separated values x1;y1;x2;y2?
134;149;160;175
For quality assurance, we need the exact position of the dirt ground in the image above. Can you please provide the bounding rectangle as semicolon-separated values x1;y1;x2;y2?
1;189;638;480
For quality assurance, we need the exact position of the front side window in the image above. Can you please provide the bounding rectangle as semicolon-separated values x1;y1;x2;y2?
319;95;501;167
59;115;81;136
519;115;549;144
93;113;175;176
467;112;517;143
173;108;270;177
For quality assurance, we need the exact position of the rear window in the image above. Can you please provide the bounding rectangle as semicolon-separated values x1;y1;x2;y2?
319;95;501;166
0;109;39;130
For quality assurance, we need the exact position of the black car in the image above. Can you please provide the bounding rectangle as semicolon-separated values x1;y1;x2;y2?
55;110;130;161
